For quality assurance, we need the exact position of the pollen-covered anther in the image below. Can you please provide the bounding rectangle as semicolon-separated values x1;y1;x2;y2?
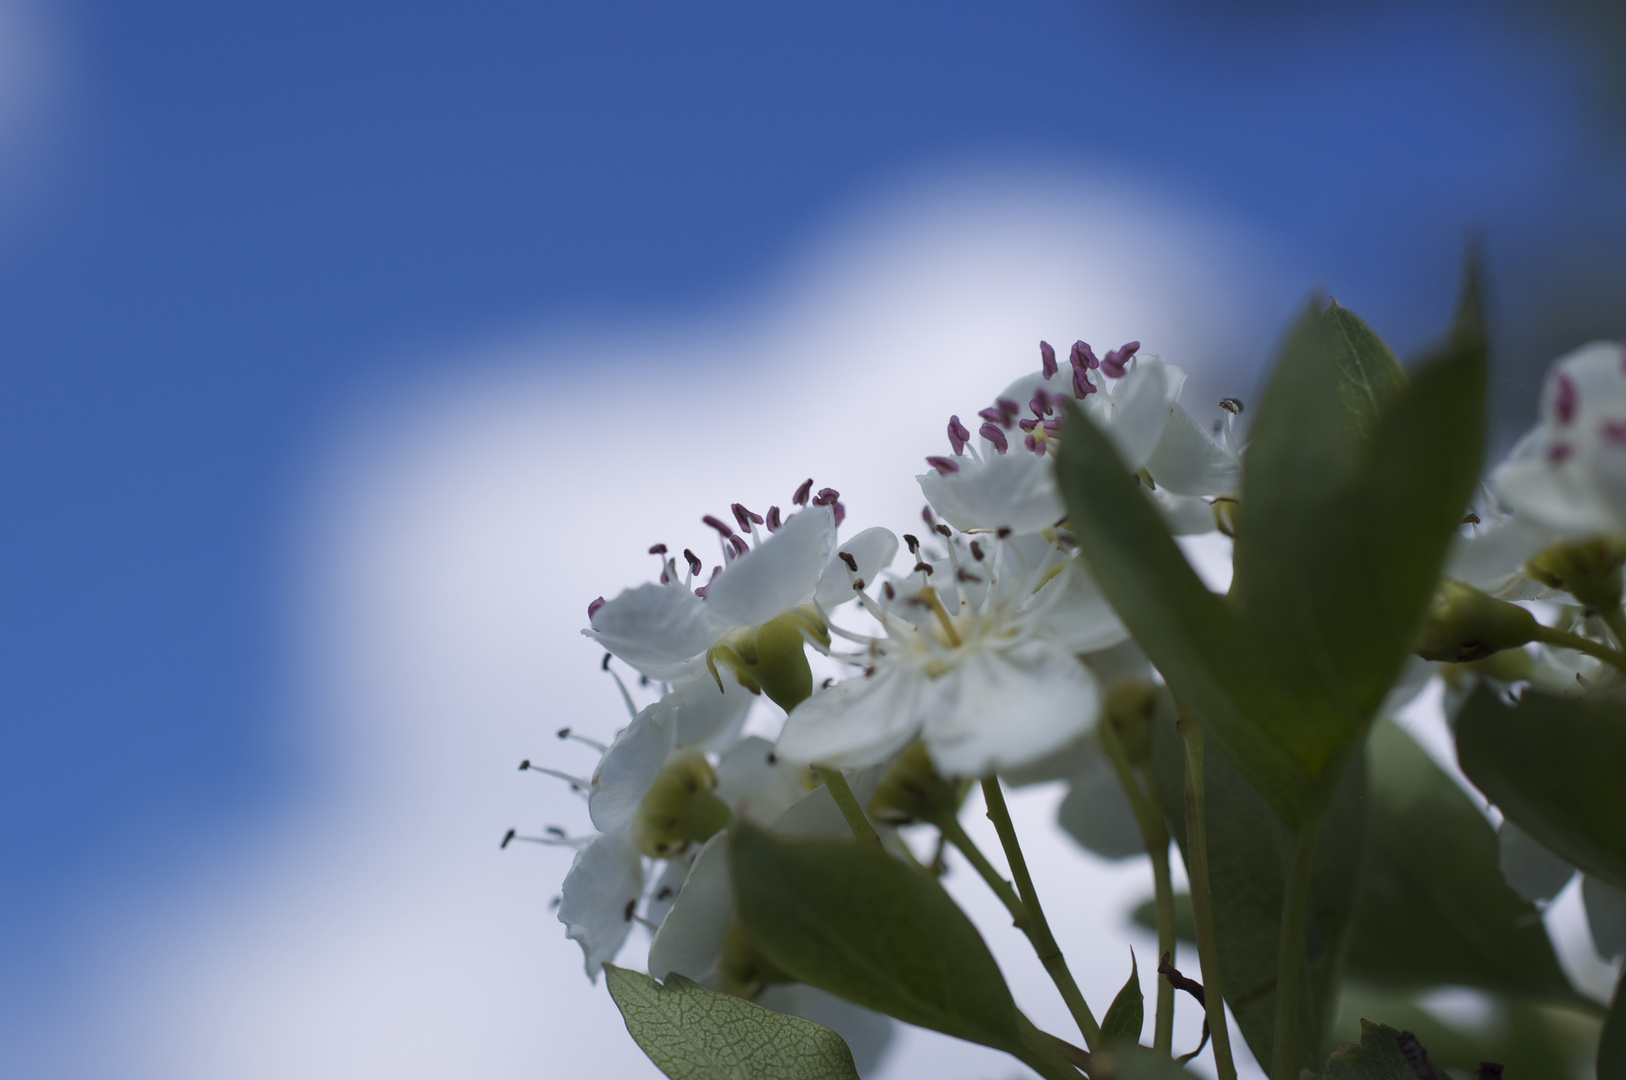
948;415;971;455
1100;340;1140;378
728;534;749;558
1555;373;1577;425
926;455;960;475
765;506;782;531
980;423;1009;453
1073;365;1097;398
588;596;606;619
1070;340;1099;371
839;552;858;572
648;543;667;555
703;514;734;537
683;548;702;575
934;523;952;538
793;479;813;506
903;533;920;555
1219;397;1244;415
914;561;934;575
1039;340;1058;379
731;503;764;531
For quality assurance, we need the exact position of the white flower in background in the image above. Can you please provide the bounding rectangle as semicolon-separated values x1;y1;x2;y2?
776;525;1128;778
584;486;897;709
918;339;1240;537
1494;341;1626;538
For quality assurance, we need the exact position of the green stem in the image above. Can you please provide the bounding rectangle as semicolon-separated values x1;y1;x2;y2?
1601;606;1626;652
1533;625;1626;672
1015;1012;1090;1080
1178;717;1238;1080
1098;723;1175;1054
1269;761;1341;1080
935;814;1028;927
982;776;1103;1051
814;766;882;848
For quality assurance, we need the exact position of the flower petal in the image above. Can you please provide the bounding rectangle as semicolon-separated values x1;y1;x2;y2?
917;452;1062;536
646;833;734;983
775;666;925;770
588;703;676;833
557;829;643;980
669;669;754;750
815;526;900;608
715;735;810;826
1144;401;1239;496
704;505;835;627
1028;557;1130;655
1582;873;1626;960
585;583;721;680
1086;357;1183;472
924;641;1101;777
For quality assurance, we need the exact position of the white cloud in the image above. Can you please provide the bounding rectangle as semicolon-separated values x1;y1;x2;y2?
43;167;1292;1078
0;0;62;206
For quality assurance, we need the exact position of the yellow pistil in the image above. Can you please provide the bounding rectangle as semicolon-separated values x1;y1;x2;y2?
918;585;963;647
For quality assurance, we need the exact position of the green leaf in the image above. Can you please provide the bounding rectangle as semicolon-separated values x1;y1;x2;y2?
1322;1020;1434;1080
604;965;860;1080
1101;951;1145;1044
729;823;1024;1055
1346;719;1581;1004
1324;299;1406;440
1149;716;1367;1072
1457;685;1626;891
1602;969;1626;1080
1090;1041;1199;1080
1130;892;1196;946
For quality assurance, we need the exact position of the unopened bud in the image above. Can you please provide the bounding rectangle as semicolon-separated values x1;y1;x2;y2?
705;607;828;713
1415;580;1538;663
1525;537;1626;611
868;741;966;824
1211;495;1239;538
1103;680;1161;765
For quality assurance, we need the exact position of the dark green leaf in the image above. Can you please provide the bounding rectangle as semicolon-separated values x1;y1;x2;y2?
1130;892;1196;945
604;965;860;1080
1347;720;1581;1004
1324;300;1406;440
729;823;1023;1054
1101;951;1145;1044
1457;685;1626;891
1322;1020;1434;1080
1150;716;1367;1072
1601;969;1626;1080
1090;1041;1198;1080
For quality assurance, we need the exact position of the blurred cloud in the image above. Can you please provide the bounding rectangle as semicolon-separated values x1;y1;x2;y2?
10;166;1292;1078
0;0;62;208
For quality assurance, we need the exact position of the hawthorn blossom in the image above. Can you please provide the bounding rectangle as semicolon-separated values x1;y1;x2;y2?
919;339;1240;538
775;526;1129;778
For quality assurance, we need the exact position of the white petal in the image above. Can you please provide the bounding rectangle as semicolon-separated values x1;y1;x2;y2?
1028;557;1130;655
1496;819;1575;903
585;583;721;680
918;452;1062;536
769;762;890;837
1446;516;1557;597
1081;638;1155;689
557;829;643;980
1156;492;1220;536
1087;358;1183;471
756;984;896;1077
645;852;694;926
1582;874;1626;960
775;666;925;770
705;505;835;627
587;704;677;833
1144;402;1240;496
815;527;900;608
1544;341;1626;427
924;642;1101;777
715;735;810;826
1056;741;1144;861
668;669;753;750
646;833;734;983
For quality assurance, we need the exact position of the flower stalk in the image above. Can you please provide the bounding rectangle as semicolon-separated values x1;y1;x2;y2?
1177;713;1237;1080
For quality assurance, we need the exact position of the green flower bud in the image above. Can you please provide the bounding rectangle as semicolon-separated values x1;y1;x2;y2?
706;607;828;713
1211;495;1239;539
1103;680;1160;765
634;751;732;858
868;740;966;825
1414;580;1538;663
1525;537;1626;611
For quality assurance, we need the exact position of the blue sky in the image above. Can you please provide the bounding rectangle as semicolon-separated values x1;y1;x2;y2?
3;0;1624;1042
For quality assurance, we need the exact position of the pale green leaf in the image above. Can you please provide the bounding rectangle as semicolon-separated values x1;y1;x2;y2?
1322;1020;1434;1080
1101;951;1144;1044
1325;300;1406;440
604;965;860;1080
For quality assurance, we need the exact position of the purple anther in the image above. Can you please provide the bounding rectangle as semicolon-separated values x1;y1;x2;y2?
1019;418;1038;432
1548;442;1574;465
765;506;782;532
948;415;971;455
934;523;952;538
728;534;750;558
588;596;606;620
883;581;896;600
813;487;841;505
1603;419;1626;445
1030;434;1047;455
996;398;1021;425
978;406;1005;426
1040;340;1058;379
660;568;669;584
1070;340;1099;371
683;548;702;576
1024;434;1039;453
1043;418;1062;439
1554;373;1577;426
980;423;1009;453
648;543;667;555
914;561;934;576
731;502;764;530
903;533;920;554
831;501;845;527
839;551;859;572
926;455;961;475
1073;365;1097;398
969;540;984;561
792;479;813;506
1029;390;1053;418
1101;340;1141;379
703;514;735;537
695;567;719;599
996;526;1012;538
921;506;935;526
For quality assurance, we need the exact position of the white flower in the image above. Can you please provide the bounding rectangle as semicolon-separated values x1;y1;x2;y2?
1494;341;1626;538
585;494;898;708
775;529;1128;778
918;340;1240;538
